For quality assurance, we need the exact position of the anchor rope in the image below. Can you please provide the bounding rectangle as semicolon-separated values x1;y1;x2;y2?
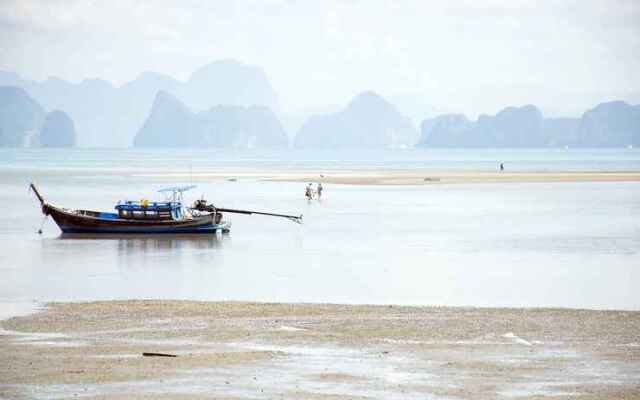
38;214;48;234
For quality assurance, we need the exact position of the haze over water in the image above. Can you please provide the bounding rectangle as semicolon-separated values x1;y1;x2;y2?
1;148;639;310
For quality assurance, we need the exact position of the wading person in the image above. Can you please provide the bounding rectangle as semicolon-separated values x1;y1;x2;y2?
305;183;313;200
317;182;323;199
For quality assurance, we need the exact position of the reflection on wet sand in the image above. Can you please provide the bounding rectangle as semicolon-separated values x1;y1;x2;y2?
59;233;227;249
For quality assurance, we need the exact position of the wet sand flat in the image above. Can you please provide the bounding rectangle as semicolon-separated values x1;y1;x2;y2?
130;170;640;185
1;301;639;399
4;167;639;186
264;170;640;185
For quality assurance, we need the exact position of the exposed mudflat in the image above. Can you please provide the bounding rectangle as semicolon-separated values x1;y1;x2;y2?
1;301;639;399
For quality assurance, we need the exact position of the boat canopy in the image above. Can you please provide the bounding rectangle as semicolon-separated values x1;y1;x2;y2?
158;185;197;193
158;185;197;202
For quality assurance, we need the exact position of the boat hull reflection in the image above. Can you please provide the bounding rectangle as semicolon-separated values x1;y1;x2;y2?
59;233;227;252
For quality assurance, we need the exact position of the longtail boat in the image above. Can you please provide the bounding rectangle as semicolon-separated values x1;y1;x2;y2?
29;183;302;235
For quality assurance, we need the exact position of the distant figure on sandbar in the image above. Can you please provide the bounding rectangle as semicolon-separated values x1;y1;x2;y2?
317;182;323;199
500;163;504;171
305;183;314;200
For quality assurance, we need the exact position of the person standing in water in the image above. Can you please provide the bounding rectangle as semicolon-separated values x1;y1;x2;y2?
500;163;504;171
316;182;323;199
305;183;314;200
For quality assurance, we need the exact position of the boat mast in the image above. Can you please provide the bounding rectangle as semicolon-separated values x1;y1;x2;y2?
29;183;45;206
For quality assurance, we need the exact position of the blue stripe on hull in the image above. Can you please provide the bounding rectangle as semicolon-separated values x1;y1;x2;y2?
59;224;229;234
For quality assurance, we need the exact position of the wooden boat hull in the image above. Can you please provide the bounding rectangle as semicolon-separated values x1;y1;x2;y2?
43;203;229;234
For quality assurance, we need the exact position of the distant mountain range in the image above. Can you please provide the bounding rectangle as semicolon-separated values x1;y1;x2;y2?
1;59;639;149
0;87;75;147
418;102;640;148
295;91;417;149
134;91;287;148
0;60;278;147
577;101;640;147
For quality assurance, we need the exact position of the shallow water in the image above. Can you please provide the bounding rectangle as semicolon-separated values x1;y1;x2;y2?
0;148;638;310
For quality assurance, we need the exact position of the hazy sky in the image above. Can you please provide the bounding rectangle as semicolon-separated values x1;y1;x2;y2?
0;0;638;118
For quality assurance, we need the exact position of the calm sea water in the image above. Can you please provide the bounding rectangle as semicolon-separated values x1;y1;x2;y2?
0;148;638;310
1;147;640;172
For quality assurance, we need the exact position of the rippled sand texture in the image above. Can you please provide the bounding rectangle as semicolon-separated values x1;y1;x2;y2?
1;301;639;399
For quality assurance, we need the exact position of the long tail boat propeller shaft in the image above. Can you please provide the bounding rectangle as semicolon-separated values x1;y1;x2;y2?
192;200;303;224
